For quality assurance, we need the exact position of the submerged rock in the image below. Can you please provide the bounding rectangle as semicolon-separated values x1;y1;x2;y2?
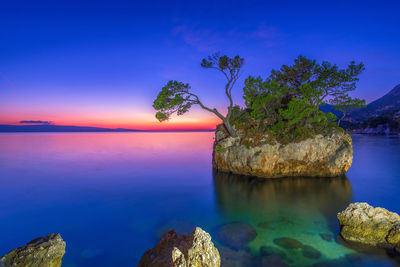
257;222;272;229
0;233;66;267
215;222;257;249
213;127;353;178
301;245;321;259
218;246;254;267
137;227;220;267
319;233;333;242
260;254;288;267
259;246;287;259
273;237;303;249
337;202;400;254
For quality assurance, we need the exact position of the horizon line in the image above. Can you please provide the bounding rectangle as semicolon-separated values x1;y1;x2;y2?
0;124;216;133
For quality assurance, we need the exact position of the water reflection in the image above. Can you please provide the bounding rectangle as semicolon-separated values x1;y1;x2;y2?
212;170;357;267
213;170;352;221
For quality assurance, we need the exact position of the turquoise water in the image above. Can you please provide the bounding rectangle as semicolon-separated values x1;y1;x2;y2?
0;132;399;266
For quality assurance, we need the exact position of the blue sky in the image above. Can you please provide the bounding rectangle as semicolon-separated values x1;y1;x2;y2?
1;0;399;129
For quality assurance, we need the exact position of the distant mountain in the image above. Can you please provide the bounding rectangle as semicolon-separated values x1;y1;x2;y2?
318;84;400;133
0;125;142;132
348;84;400;121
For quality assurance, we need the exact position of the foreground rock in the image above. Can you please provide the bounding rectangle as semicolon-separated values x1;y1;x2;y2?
213;126;353;178
0;233;66;267
337;202;400;254
137;227;220;267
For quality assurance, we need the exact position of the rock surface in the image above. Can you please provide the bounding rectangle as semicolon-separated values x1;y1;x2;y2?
0;233;66;267
213;127;353;178
337;202;400;254
137;227;220;267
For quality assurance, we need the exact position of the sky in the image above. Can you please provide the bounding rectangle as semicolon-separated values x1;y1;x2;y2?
1;0;399;130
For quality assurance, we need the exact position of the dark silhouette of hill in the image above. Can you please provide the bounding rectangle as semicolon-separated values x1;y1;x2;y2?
349;84;400;121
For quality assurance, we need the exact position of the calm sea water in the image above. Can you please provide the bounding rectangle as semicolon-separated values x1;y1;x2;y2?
0;132;399;266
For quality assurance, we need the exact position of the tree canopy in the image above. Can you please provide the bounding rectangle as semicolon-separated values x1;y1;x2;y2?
238;56;365;142
153;53;244;137
330;95;366;126
153;54;365;142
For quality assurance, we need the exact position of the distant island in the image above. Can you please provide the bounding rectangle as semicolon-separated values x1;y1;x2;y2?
0;125;214;133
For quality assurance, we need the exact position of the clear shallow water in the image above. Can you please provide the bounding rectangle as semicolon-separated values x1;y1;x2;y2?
0;132;399;266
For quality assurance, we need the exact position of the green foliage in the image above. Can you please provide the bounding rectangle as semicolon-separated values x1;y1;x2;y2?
155;111;168;122
243;78;284;127
325;112;339;124
201;54;244;73
228;105;254;129
214;145;225;152
237;55;364;144
153;54;365;144
153;80;194;122
330;95;366;126
153;53;244;137
279;97;314;126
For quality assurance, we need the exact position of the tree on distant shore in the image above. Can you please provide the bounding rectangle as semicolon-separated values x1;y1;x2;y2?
153;53;244;137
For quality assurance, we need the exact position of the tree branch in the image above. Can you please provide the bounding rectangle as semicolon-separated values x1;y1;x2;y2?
186;92;226;121
209;66;229;81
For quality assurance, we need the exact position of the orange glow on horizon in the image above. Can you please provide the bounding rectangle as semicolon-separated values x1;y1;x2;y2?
0;98;228;131
0;114;222;131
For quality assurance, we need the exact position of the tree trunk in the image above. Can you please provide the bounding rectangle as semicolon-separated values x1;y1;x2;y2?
223;119;237;137
337;113;346;127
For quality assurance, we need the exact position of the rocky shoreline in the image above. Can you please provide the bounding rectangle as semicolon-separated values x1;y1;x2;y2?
3;202;399;267
352;127;400;135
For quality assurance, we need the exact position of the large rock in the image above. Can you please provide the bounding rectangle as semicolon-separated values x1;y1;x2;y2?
0;233;66;267
213;127;352;178
137;227;221;267
337;202;400;254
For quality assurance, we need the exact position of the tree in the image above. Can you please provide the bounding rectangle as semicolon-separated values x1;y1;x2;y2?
153;53;244;137
330;95;366;126
243;56;365;129
243;77;286;128
268;56;365;107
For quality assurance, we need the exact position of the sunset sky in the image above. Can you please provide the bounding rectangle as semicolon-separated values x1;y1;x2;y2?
1;0;399;130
